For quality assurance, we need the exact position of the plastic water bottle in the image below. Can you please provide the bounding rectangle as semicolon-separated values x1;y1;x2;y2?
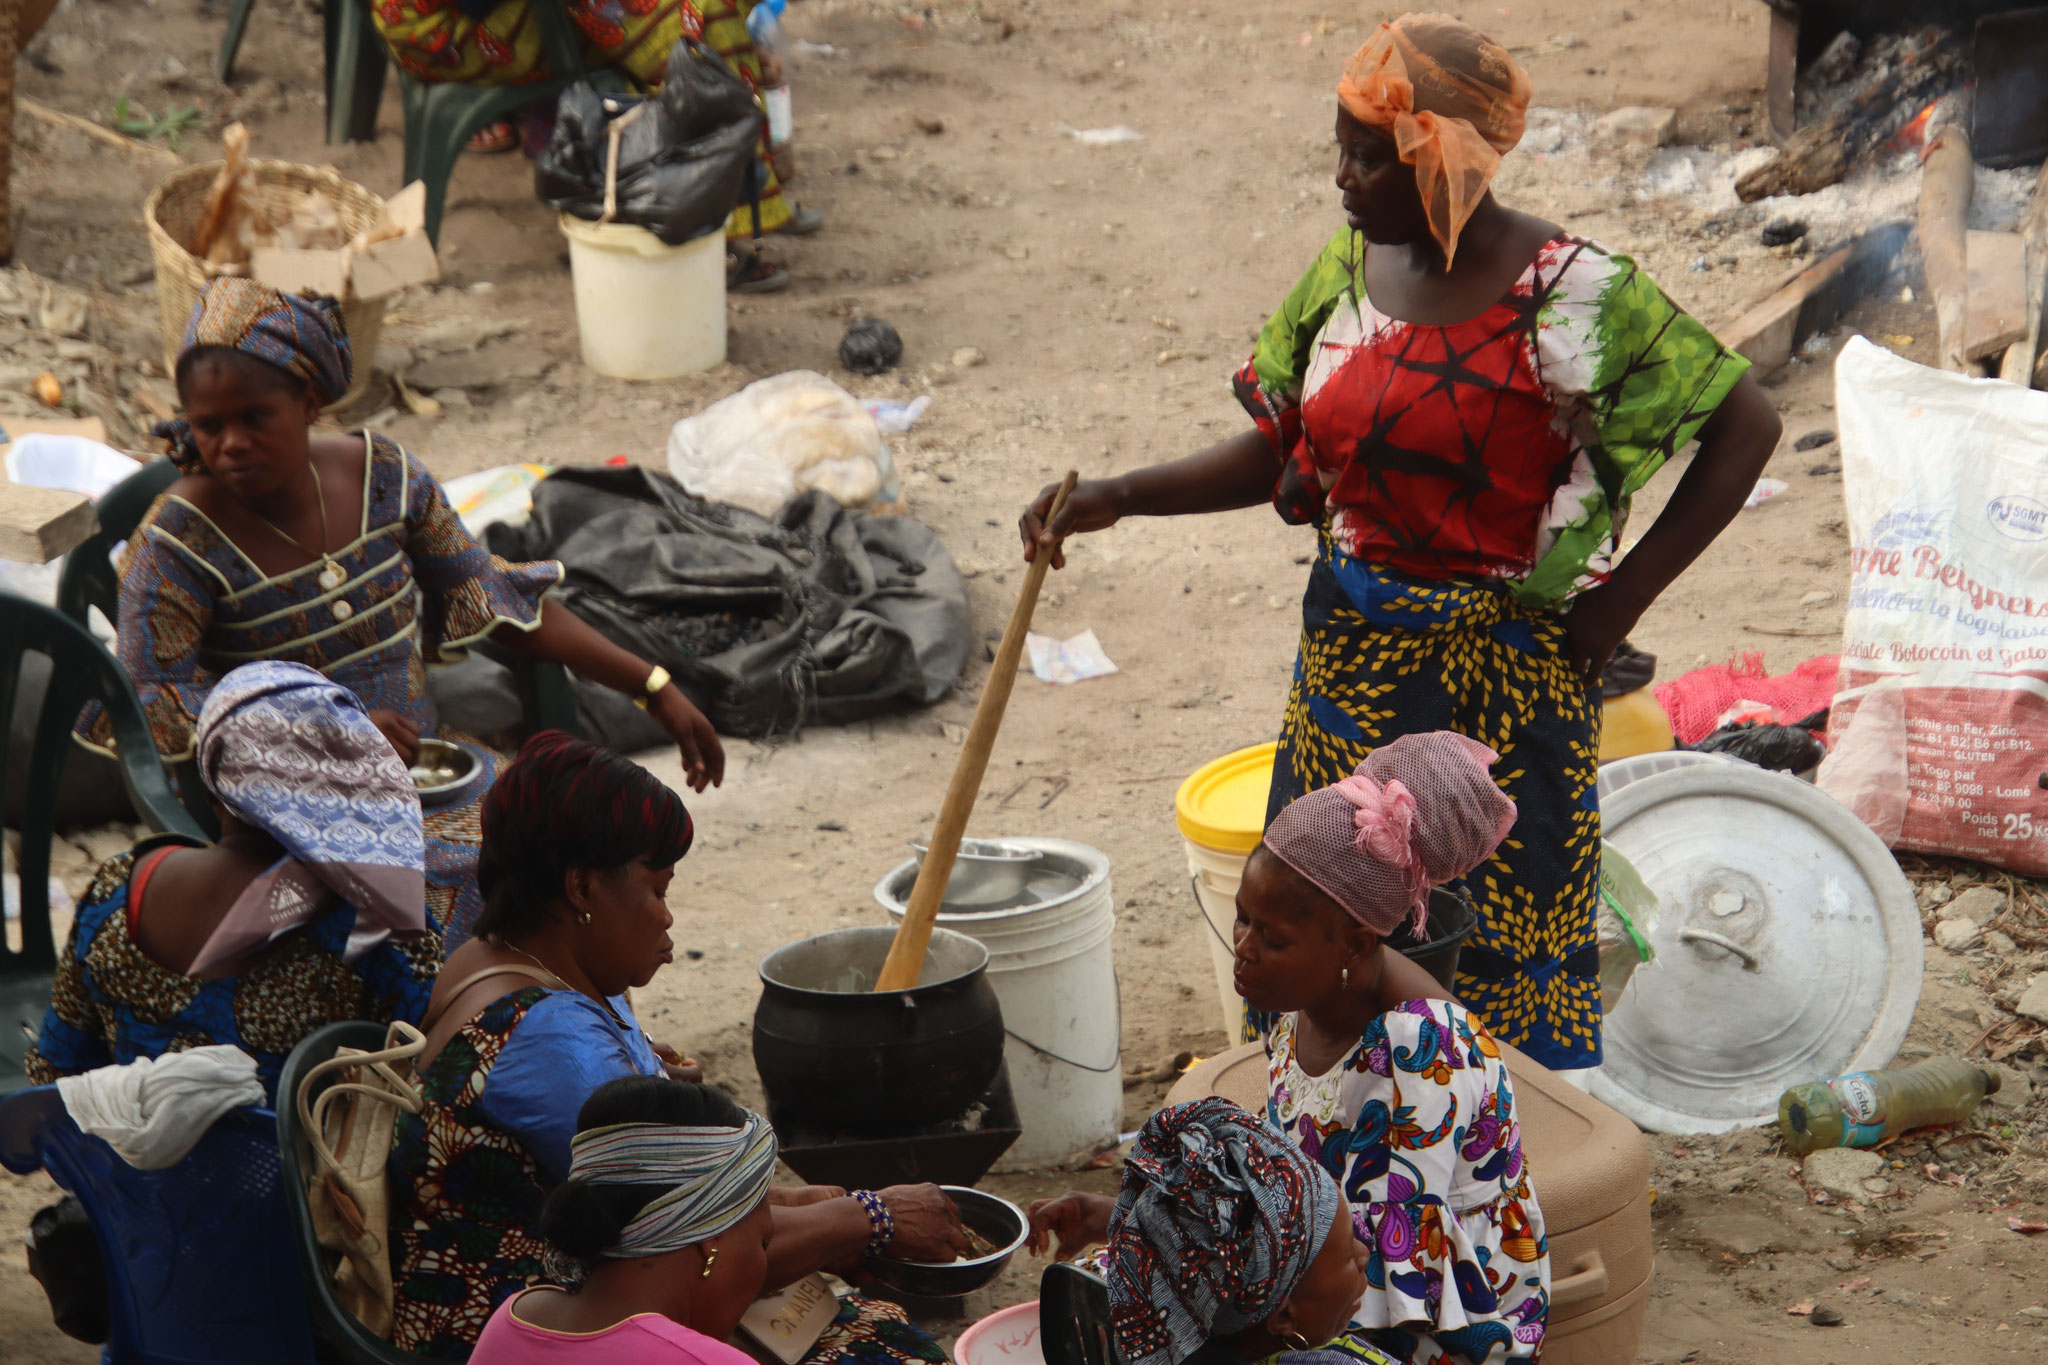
746;0;786;50
747;0;793;150
1778;1058;2001;1156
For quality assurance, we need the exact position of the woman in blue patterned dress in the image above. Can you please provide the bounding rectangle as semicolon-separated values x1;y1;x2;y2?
30;661;441;1100
75;279;724;950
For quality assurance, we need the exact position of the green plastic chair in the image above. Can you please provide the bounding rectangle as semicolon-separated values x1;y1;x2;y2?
0;595;209;1094
275;1020;421;1365
57;457;218;832
395;0;628;244
53;457;179;631
218;0;388;144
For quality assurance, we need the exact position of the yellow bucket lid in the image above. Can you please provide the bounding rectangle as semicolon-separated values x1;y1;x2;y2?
1175;742;1279;854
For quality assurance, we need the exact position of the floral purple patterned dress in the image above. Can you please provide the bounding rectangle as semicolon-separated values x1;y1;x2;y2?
1262;1000;1549;1365
75;433;563;948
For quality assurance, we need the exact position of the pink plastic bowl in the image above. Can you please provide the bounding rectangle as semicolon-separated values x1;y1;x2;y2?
954;1300;1043;1365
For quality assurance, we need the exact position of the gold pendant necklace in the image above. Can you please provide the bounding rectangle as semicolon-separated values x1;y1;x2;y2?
256;464;348;603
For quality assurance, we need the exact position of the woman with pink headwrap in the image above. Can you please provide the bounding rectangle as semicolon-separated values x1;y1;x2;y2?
1022;13;1780;1069
1235;733;1546;1365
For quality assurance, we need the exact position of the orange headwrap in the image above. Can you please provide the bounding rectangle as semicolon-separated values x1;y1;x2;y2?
1337;13;1533;268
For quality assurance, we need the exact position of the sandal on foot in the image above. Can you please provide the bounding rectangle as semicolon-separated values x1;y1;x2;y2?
784;204;826;237
728;252;792;294
466;121;518;154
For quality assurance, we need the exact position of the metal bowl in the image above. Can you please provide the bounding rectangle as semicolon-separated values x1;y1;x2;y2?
409;737;479;797
908;838;1039;908
864;1186;1029;1298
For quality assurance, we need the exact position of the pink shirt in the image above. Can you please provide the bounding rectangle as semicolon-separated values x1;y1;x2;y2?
472;1290;761;1365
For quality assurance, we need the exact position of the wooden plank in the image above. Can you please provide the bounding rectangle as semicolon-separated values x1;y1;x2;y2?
1921;115;1975;373
1717;221;1912;374
2004;158;2048;389
1767;5;1800;146
0;482;97;563
1967;231;2027;362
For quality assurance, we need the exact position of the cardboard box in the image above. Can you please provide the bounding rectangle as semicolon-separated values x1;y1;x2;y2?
249;181;439;303
251;246;352;300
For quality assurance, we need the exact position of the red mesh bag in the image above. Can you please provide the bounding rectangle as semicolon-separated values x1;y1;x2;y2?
1265;732;1516;935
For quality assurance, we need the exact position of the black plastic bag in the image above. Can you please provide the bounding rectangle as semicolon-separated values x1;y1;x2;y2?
1692;721;1826;773
484;468;972;742
534;39;763;246
27;1196;108;1345
1600;640;1657;699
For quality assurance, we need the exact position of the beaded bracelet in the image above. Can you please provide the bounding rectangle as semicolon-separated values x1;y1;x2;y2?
850;1189;894;1258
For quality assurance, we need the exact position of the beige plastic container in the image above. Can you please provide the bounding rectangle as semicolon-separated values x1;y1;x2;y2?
1169;1041;1652;1365
558;215;725;379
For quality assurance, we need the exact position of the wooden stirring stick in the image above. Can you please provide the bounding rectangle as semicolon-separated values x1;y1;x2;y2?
872;470;1079;993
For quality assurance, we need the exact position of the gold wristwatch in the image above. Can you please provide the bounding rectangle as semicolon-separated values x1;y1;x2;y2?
633;665;672;711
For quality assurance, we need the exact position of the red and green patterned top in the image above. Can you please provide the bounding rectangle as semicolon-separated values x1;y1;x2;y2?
1234;231;1749;606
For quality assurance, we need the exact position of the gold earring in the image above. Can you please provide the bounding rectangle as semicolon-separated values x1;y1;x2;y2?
1341;966;1349;990
701;1247;719;1277
577;911;592;925
1283;1333;1313;1352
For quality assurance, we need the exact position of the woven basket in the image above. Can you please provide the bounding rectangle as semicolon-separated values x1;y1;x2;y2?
145;159;387;407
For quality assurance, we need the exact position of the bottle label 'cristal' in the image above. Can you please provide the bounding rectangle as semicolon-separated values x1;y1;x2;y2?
1831;1073;1886;1146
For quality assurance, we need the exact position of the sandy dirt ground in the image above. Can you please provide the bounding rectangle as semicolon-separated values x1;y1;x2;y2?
6;0;2048;1361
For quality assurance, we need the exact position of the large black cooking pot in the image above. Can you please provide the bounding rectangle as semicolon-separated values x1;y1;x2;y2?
753;926;1006;1136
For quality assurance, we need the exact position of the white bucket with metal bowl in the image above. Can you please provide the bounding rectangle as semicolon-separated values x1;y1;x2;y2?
558;215;726;379
876;839;1120;1170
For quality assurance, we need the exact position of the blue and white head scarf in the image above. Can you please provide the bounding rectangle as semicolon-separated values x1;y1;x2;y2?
189;661;425;973
566;1108;779;1259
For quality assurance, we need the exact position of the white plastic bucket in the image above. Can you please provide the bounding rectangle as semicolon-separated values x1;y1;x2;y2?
1184;840;1249;1039
876;839;1121;1171
558;214;725;380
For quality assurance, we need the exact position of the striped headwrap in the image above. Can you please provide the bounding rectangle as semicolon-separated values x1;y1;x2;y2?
1106;1099;1341;1365
566;1109;778;1258
159;278;355;470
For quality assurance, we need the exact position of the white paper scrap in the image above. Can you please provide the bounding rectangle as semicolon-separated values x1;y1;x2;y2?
1026;629;1119;685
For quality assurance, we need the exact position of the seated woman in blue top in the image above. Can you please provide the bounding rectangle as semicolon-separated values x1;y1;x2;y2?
26;660;441;1100
388;730;968;1363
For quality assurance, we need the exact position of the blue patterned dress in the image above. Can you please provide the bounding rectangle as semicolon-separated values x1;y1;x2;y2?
75;434;562;949
24;845;441;1101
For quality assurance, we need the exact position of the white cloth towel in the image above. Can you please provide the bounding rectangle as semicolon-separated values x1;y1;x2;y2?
55;1046;265;1169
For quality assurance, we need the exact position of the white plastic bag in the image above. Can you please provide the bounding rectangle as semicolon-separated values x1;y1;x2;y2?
666;371;886;517
1819;337;2048;871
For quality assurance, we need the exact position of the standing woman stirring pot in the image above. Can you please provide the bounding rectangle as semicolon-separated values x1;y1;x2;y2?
1021;12;1780;1068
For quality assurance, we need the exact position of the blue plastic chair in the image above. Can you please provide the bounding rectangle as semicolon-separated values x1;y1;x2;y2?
0;1086;319;1365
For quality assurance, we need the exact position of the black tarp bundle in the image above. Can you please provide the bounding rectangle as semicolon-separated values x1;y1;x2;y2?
477;467;971;747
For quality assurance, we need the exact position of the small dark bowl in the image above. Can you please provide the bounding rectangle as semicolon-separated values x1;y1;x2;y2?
865;1186;1029;1298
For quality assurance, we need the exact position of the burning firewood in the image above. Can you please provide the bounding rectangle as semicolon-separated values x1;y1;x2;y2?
1737;122;1848;202
1739;26;1965;204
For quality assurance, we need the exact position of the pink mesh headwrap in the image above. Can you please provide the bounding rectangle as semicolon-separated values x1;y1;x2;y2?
1264;732;1517;936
